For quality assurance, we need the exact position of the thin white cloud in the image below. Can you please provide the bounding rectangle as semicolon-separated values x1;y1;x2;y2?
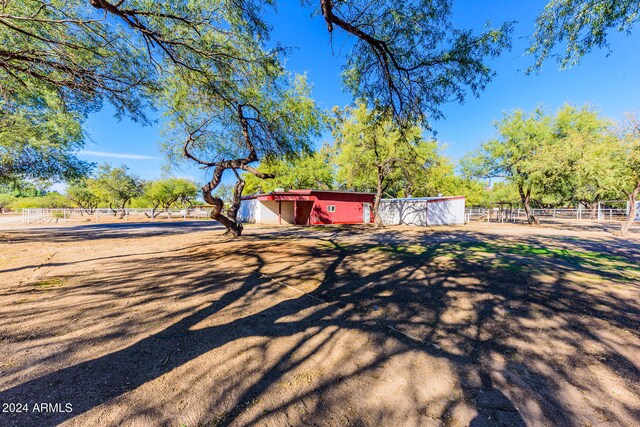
78;150;159;160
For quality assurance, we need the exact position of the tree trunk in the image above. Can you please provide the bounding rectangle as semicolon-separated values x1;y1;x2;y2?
373;165;384;228
118;201;127;219
616;182;640;236
518;185;539;224
188;106;275;237
202;165;245;237
589;202;598;220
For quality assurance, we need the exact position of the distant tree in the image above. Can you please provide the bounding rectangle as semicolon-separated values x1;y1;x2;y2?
612;113;640;236
441;177;488;207
548;105;618;214
90;164;143;218
462;109;555;224
209;184;236;208
66;179;100;214
243;147;335;194
0;180;49;197
529;0;640;70
0;194;14;213
332;105;440;227
9;192;73;209
405;155;485;202
142;178;198;218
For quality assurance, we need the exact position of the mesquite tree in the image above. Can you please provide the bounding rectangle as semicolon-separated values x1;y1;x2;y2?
243;148;335;195
529;0;640;71
66;179;101;214
142;178;198;218
91;164;143;218
319;0;512;125
461;109;556;224
613;114;640;236
162;73;323;236
332;105;440;227
0;0;274;181
546;106;618;215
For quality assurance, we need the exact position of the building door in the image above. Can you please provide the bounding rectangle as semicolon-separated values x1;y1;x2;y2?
363;203;371;223
295;201;314;225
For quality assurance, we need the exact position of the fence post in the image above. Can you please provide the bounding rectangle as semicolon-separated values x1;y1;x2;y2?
95;209;99;223
597;202;602;221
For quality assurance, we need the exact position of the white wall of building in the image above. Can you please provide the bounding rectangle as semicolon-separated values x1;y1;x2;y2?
238;199;257;223
238;199;295;224
240;196;465;226
379;197;465;226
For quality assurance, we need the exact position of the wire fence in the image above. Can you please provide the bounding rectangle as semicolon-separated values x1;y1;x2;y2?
464;207;631;223
20;206;638;225
21;207;215;224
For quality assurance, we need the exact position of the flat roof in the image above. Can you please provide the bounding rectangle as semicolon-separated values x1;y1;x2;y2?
381;196;466;201
242;189;375;200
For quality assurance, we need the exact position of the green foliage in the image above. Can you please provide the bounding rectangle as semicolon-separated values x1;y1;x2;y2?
406;156;485;202
462;104;624;211
332;105;440;196
0;180;49;197
328;0;512;125
66;179;100;211
88;164;143;210
548;105;618;206
141;178;198;210
481;182;522;207
0;193;15;212
243;148;335;194
162;72;324;168
2;0;512;189
9;192;73;209
1;0;277;183
462;108;553;186
0;90;92;183
529;0;640;70
610;114;640;197
0;0;272;120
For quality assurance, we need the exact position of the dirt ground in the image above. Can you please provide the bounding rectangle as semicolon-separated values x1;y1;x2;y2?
0;219;639;426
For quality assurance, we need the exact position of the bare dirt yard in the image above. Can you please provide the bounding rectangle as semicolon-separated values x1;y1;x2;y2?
0;220;639;426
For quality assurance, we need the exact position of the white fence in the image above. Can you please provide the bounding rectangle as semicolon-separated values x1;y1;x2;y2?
465;207;630;223
22;207;214;224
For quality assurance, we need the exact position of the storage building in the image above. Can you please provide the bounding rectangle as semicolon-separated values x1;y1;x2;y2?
238;190;375;225
378;196;466;226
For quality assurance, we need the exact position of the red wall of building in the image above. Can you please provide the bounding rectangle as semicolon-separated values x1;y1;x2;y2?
249;191;375;225
310;192;374;225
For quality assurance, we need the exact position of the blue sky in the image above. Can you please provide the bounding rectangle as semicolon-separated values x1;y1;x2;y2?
77;0;640;185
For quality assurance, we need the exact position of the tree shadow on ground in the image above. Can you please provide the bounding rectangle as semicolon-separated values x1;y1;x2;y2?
1;226;639;426
0;221;222;243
